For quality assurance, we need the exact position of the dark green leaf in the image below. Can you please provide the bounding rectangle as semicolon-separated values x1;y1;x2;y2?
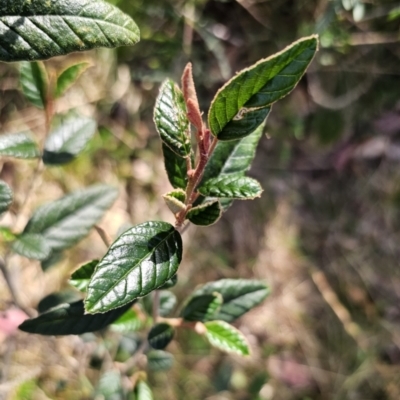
198;174;262;199
142;290;177;317
0;132;40;159
181;293;222;322
55;62;91;98
43;116;97;165
19;61;47;108
204;320;250;356
41;251;64;271
154;79;191;157
12;233;51;260
24;184;118;252
162;143;188;190
191;279;269;322
85;221;182;313
159;274;178;290
134;380;154;400
0;0;140;62
110;308;142;333
37;289;82;313
148;323;175;350
147;350;174;372
19;300;132;335
69;260;99;292
208;35;318;140
187;200;222;226
0;180;13;216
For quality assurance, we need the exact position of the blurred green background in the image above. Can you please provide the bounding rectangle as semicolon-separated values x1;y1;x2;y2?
1;0;400;399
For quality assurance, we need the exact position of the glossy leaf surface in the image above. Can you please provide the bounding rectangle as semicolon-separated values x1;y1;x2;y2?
43;116;97;165
0;0;140;62
55;62;91;97
208;35;318;140
24;184;118;252
162;143;188;189
154;79;191;157
69;259;98;292
85;221;182;313
181;293;222;322
0;132;40;159
192;279;269;322
0;180;13;216
187;200;222;226
12;233;51;261
148;323;175;350
198;174;262;199
19;300;132;335
19;61;47;108
205;320;250;356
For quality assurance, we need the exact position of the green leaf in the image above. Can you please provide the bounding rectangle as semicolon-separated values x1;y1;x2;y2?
23;184;118;252
162;143;188;190
43;116;97;165
134;380;154;400
85;221;182;313
154;79;191;158
69;260;99;292
148;323;175;350
208;35;318;140
55;62;91;98
0;132;40;159
96;370;123;398
37;289;82;313
19;61;48;108
187;200;222;226
0;0;140;62
41;251;64;271
0;180;13;216
181;293;222;322
198;174;262;199
191;279;269;322
159;274;178;290
163;190;186;215
18;300;132;335
110;308;142;333
142;290;177;317
204;320;250;356
146;350;174;372
12;233;51;261
0;226;16;241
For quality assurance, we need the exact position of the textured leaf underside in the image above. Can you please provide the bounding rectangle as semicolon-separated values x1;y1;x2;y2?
85;221;182;313
0;132;40;159
0;180;13;215
12;233;51;260
208;35;318;140
0;0;140;62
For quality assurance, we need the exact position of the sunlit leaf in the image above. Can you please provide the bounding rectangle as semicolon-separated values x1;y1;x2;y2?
43;116;97;165
85;221;182;313
181;293;222;322
208;35;318;140
0;0;140;62
162;143;188;189
69;260;99;292
0;132;40;159
134;380;154;400
110;307;142;333
0;180;13;216
55;62;91;98
12;233;51;261
205;320;250;356
19;61;47;108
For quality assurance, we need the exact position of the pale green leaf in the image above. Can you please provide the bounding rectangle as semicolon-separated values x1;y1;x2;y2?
43;116;97;165
12;233;51;260
55;62;91;98
163;194;185;215
110;308;142;333
96;370;123;398
181;293;222;322
18;300;132;335
208;35;318;140
148;323;175;350
154;79;191;157
85;221;182;313
0;180;13;216
147;350;174;372
205;320;250;356
23;184;118;252
69;259;99;292
135;380;154;400
192;279;270;322
0;132;40;159
187;200;222;226
0;0;140;62
198;174;262;199
19;61;47;108
162;143;188;189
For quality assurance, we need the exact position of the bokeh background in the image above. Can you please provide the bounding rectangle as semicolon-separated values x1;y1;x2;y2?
1;0;400;399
